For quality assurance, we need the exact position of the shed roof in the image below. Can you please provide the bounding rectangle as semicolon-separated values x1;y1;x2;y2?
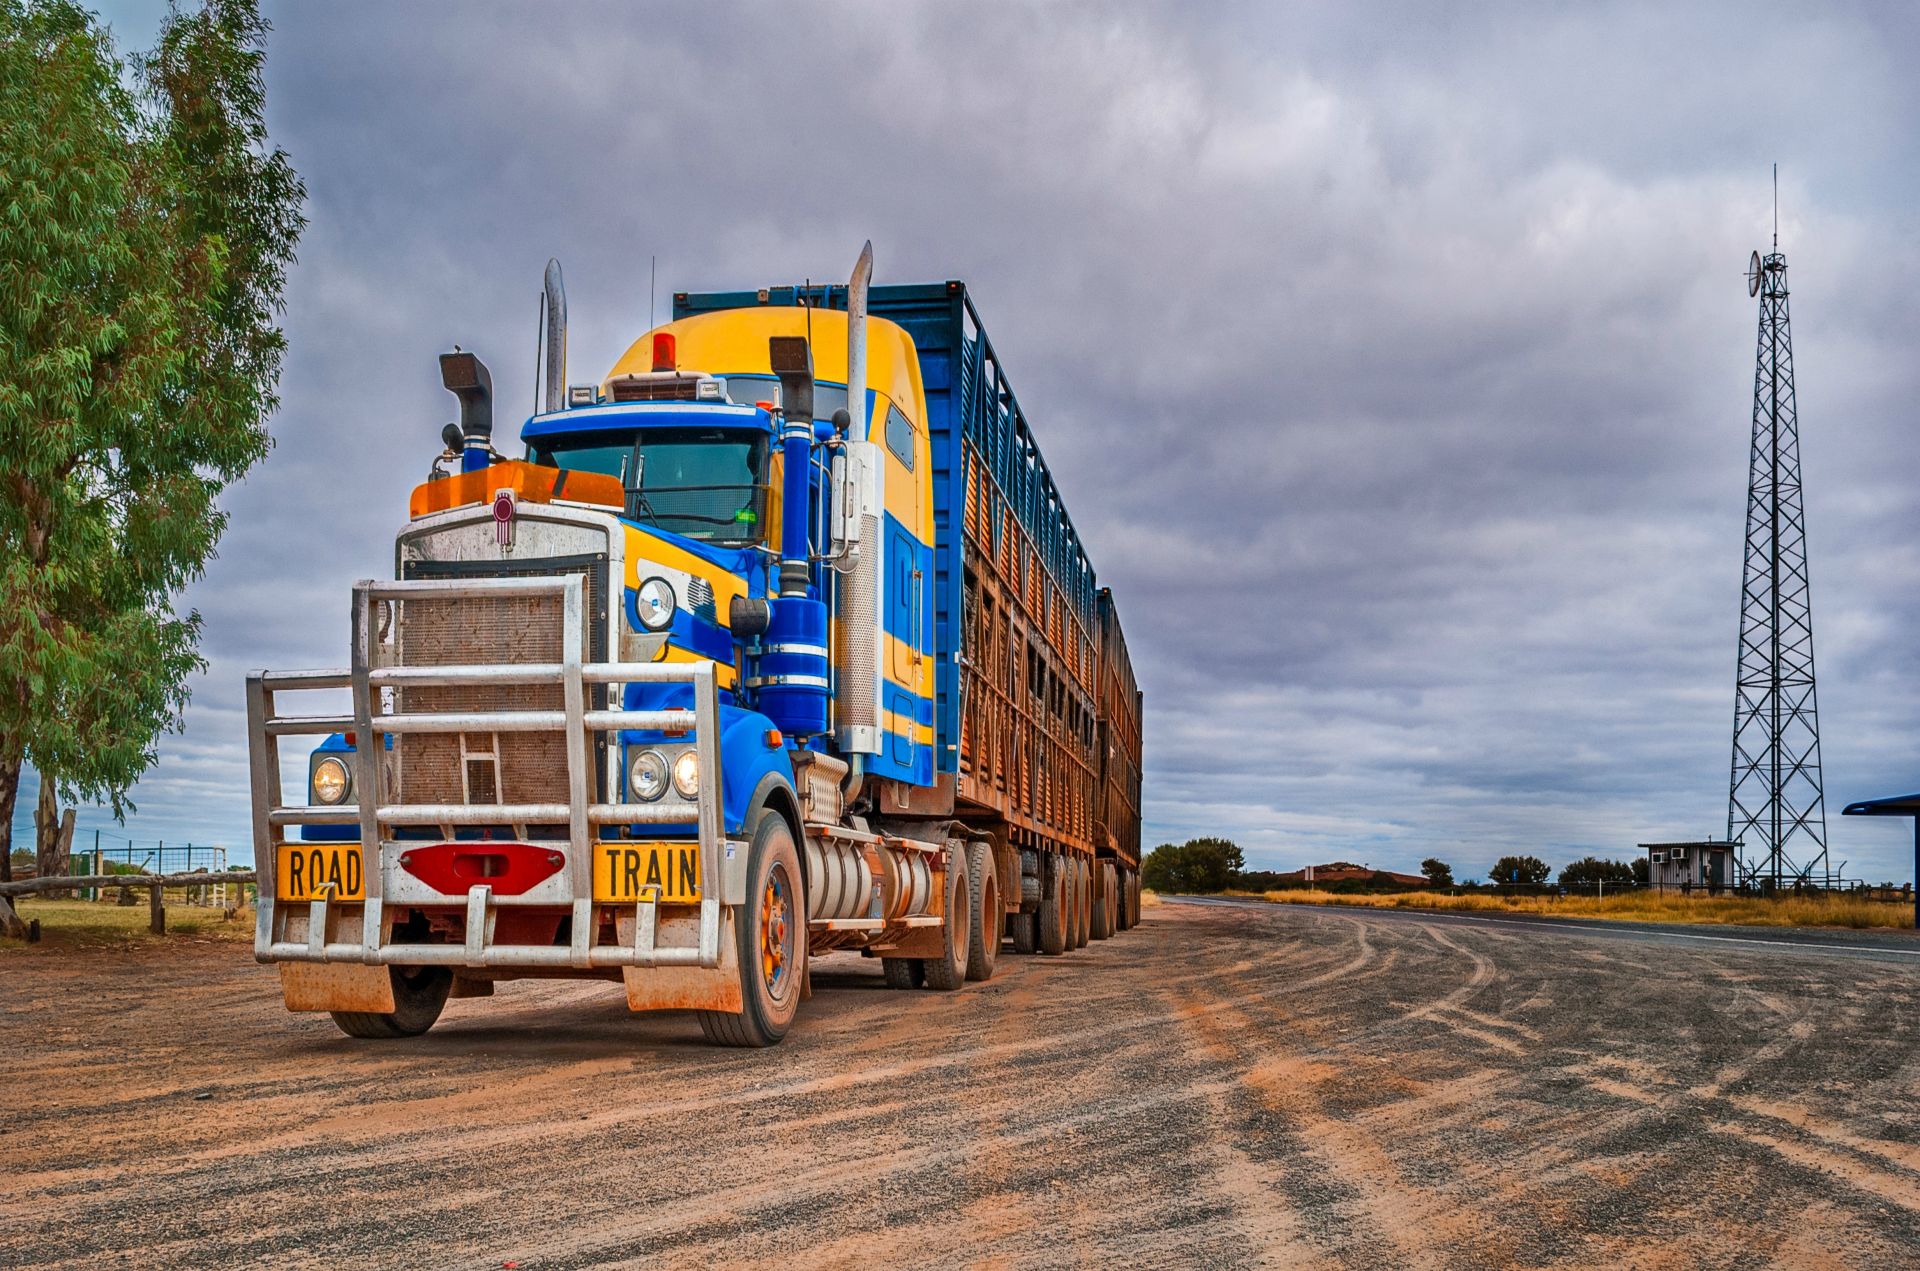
1842;793;1920;817
1637;840;1740;850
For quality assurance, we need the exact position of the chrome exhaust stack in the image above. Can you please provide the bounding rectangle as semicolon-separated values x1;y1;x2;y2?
835;240;883;758
846;240;872;435
542;258;567;414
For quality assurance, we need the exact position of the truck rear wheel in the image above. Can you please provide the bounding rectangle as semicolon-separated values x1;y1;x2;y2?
1010;911;1038;954
882;957;924;989
1038;854;1069;955
964;841;999;982
697;814;804;1047
329;965;452;1039
921;845;971;990
1091;861;1116;940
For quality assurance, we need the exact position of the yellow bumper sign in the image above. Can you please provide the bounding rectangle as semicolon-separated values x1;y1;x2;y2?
595;842;700;904
276;844;365;903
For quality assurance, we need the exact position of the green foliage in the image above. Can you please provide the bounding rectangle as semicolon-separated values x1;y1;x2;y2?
1419;857;1454;888
0;0;303;819
1631;857;1650;886
1140;837;1246;894
1558;856;1635;887
1489;855;1551;887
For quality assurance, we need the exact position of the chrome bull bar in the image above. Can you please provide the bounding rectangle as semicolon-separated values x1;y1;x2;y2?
245;575;731;971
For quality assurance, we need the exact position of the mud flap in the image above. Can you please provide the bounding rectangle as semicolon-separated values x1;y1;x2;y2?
870;923;950;960
619;910;745;1014
279;962;395;1014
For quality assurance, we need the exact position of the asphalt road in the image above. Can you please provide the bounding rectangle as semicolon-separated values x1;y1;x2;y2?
5;897;1919;1268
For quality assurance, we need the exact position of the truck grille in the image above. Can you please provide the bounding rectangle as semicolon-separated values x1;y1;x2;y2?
395;554;609;816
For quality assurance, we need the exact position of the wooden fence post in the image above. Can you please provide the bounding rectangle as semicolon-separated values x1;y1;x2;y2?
148;883;165;935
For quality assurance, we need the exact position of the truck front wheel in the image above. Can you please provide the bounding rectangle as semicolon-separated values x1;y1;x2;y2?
329;965;451;1039
697;814;804;1047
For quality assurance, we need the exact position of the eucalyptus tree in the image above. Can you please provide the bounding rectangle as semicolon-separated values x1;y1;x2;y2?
0;0;302;883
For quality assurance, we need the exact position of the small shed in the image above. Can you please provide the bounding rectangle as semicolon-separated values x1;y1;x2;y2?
1640;840;1739;893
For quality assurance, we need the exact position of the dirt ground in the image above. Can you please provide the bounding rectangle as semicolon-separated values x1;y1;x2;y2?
4;898;1919;1269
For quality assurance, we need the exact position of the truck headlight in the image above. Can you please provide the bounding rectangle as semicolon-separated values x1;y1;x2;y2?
672;749;700;799
312;756;350;805
628;749;669;802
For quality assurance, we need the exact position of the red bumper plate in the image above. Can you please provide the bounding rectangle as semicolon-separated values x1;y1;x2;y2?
398;842;566;896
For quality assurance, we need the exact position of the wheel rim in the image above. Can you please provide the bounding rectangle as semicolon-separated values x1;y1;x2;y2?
760;863;794;997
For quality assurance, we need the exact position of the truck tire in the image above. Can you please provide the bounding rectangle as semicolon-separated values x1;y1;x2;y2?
882;957;924;989
329;965;452;1039
1010;910;1038;954
1074;857;1092;949
921;845;971;990
1131;869;1142;926
697;813;804;1047
1038;853;1069;955
1115;867;1134;931
1091;861;1116;940
964;841;999;982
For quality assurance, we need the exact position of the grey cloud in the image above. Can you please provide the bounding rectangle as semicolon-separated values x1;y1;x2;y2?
25;0;1920;885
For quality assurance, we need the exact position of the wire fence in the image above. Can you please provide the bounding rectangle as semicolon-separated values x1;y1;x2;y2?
19;831;245;908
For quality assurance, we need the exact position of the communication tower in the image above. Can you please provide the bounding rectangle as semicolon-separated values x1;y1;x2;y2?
1727;185;1829;889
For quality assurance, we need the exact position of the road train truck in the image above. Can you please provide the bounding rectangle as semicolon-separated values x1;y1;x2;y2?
245;244;1144;1046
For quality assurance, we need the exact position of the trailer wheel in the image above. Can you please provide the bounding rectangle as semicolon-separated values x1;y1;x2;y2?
1038;853;1069;955
329;965;452;1039
1130;869;1142;926
1074;857;1092;949
1092;861;1116;940
964;841;999;982
697;813;804;1047
1010;910;1038;955
1115;867;1134;931
882;957;924;989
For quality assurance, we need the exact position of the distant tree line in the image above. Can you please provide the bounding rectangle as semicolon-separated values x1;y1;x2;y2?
1137;841;1655;896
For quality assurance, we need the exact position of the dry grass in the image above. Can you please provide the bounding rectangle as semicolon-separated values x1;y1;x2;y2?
1;896;255;951
1238;888;1915;930
1141;889;1163;909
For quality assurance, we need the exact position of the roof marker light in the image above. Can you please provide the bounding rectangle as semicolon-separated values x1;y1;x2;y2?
651;332;677;372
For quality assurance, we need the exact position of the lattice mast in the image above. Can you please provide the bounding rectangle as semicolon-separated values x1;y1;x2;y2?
1728;186;1828;888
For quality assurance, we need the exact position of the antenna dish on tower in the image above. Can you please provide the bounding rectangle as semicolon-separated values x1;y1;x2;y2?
1747;249;1763;298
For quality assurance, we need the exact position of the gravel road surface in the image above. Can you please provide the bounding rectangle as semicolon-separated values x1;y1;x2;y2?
4;897;1918;1268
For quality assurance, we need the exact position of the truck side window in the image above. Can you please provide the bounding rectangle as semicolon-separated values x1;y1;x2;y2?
884;405;915;471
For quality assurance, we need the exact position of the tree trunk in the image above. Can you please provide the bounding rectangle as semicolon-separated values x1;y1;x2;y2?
0;754;18;885
35;780;76;897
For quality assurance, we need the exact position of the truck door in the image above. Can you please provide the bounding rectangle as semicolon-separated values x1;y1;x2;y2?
882;403;924;693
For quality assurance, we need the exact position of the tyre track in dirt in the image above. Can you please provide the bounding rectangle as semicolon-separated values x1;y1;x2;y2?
4;899;1919;1268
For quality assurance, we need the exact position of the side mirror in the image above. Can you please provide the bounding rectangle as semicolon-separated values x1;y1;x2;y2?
829;440;880;572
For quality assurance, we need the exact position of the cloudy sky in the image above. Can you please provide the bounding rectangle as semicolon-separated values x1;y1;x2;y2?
21;1;1920;883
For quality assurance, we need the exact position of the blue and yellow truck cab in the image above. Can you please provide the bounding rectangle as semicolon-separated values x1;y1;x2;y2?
246;244;1143;1046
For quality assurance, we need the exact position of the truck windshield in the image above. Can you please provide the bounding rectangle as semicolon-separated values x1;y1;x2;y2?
529;427;769;546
